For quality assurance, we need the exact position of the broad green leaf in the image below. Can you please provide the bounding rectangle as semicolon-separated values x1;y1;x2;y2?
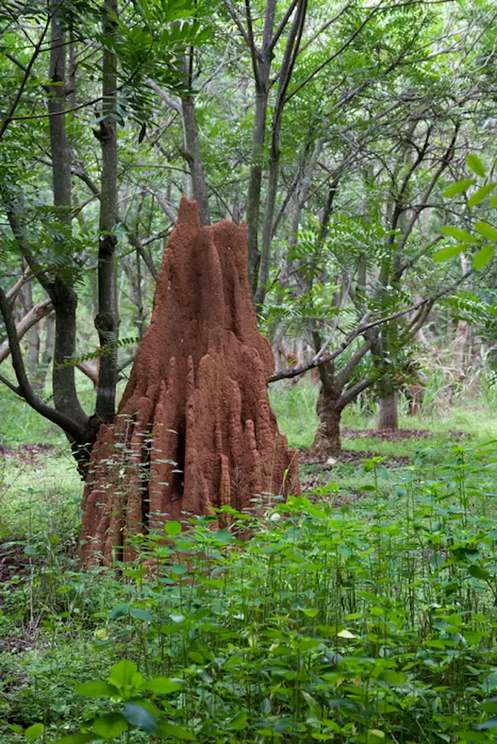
25;724;44;740
93;713;128;740
475;222;497;242
212;529;232;544
481;702;497;714
482;672;497;692
110;660;138;688
146;677;182;694
468;184;496;207
130;607;153;621
443;178;476;197
380;671;408;685
433;245;465;262
457;733;490;743
467;154;486;178
490;195;497;208
155;721;196;740
441;226;476;243
165;521;182;537
228;711;248;730
52;735;96;744
469;564;491;580
473;246;494;269
430;552;445;569
477;718;497;730
76;681;118;698
108;604;130;619
123;703;157;733
170;564;187;575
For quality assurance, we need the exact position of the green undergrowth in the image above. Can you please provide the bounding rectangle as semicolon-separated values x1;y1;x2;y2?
2;445;497;743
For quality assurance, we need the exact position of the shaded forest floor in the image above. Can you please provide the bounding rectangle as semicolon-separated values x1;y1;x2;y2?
1;383;497;742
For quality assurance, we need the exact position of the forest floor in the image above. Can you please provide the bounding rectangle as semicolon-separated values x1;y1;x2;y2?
1;382;497;742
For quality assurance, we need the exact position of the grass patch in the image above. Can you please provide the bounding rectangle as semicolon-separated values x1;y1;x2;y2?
2;388;497;742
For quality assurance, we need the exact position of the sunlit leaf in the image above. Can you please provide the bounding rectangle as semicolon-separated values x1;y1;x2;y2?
468;184;496;207
441;226;476;243
475;222;497;242
467;154;486;178
433;245;466;262
443;178;476;197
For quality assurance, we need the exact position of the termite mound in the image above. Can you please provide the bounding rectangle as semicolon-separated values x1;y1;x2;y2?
80;198;300;564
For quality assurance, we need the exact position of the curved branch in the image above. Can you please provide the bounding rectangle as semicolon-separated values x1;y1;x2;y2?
0;298;53;364
0;284;86;441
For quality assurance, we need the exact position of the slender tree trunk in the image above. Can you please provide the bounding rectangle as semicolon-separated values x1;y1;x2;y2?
135;248;144;340
255;155;279;307
455;320;469;370
95;0;119;423
48;6;88;427
255;0;307;308
247;83;270;294
20;271;40;382
181;95;210;226
38;311;55;390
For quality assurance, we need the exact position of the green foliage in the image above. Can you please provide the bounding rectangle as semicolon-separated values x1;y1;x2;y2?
3;428;497;742
440;156;497;269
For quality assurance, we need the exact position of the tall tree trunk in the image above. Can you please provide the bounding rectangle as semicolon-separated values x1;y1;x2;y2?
254;0;307;308
181;95;210;226
95;0;119;423
48;6;88;427
247;80;271;295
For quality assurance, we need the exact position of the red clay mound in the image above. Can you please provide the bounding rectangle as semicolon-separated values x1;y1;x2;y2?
80;198;300;564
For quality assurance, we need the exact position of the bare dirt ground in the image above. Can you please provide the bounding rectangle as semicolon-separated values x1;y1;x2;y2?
0;443;55;464
341;427;430;440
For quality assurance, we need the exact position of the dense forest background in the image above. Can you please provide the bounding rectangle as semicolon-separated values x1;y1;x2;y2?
2;0;497;451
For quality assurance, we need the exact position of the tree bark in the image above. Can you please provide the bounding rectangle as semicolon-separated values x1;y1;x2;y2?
310;385;342;456
247;82;271;294
48;7;88;427
378;386;398;431
246;0;276;294
255;0;308;309
181;94;210;226
95;0;119;423
38;311;55;390
20;273;40;381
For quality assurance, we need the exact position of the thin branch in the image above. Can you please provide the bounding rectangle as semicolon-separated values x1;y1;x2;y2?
0;298;53;365
269;0;300;52
222;0;252;52
0;284;86;440
6;267;31;302
0;14;52;139
148;78;182;114
269;299;431;382
338;374;377;409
